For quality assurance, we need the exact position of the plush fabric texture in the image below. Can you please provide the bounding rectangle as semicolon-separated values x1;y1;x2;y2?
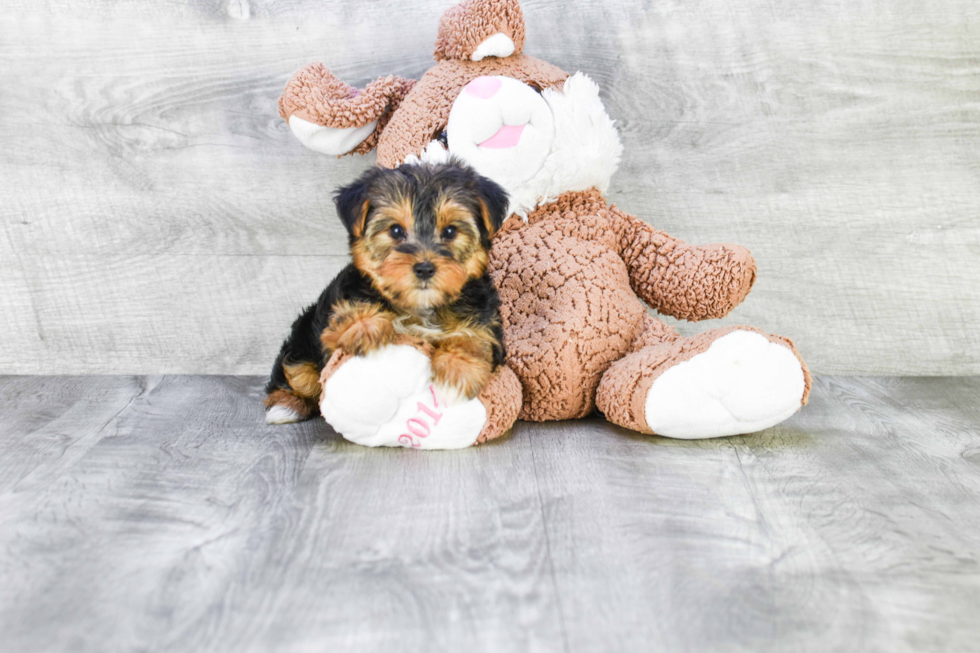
434;0;526;62
437;72;624;218
471;33;517;61
597;325;812;435
318;336;521;447
282;0;811;446
376;55;568;168
287;115;379;157
488;189;761;421
640;330;809;437
278;63;416;156
445;75;557;214
628;314;680;352
475;364;523;444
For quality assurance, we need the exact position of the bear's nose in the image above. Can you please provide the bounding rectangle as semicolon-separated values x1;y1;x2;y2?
413;261;436;280
464;76;502;100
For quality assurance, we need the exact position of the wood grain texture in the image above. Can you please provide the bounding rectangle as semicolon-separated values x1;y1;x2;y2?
1;0;979;375
1;374;979;652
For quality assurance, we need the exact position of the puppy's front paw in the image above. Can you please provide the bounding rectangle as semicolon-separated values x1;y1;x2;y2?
321;301;395;356
431;341;493;401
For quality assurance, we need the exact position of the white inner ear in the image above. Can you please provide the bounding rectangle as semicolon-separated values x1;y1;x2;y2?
471;32;516;61
288;115;377;156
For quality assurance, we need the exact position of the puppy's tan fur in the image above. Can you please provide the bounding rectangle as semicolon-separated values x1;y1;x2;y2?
321;301;397;356
264;162;508;420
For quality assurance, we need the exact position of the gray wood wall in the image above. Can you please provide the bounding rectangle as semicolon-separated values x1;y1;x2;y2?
2;0;978;375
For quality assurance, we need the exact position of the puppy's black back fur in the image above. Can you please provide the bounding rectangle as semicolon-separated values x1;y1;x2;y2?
265;264;382;397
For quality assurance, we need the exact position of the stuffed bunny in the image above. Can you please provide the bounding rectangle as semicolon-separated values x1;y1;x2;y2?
273;0;811;448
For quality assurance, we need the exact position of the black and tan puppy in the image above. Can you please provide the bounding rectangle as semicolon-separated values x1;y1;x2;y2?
264;161;510;424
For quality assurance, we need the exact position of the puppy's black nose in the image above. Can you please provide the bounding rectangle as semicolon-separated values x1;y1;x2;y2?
413;261;436;281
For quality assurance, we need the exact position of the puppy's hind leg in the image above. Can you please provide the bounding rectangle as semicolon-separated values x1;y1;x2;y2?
265;360;322;424
265;389;315;424
265;302;325;424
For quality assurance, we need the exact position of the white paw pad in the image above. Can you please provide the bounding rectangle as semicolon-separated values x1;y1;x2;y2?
645;331;805;439
319;345;488;449
265;404;303;425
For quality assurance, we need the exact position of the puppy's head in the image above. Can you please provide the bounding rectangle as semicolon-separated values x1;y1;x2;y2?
335;160;509;311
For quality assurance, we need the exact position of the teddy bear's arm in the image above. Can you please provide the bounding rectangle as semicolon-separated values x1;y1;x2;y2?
279;63;416;156
610;208;758;322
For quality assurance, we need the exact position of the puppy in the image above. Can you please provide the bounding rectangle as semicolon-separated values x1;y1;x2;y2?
264;161;510;424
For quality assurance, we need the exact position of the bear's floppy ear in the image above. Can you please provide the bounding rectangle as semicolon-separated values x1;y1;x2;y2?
334;168;385;238
434;0;526;62
279;63;416;156
474;174;510;238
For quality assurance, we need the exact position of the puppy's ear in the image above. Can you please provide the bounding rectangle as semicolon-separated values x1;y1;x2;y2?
334;168;380;237
475;175;510;238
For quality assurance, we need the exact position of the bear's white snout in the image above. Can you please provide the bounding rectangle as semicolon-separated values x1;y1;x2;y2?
446;76;555;193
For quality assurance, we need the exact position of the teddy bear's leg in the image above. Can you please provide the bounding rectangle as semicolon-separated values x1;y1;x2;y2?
317;339;522;449
473;364;523;444
596;324;811;439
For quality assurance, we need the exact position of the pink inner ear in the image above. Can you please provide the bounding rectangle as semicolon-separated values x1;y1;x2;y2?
479;124;525;149
465;76;502;99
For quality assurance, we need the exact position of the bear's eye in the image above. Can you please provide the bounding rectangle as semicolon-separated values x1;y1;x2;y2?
440;225;457;241
437;131;449;147
389;224;407;241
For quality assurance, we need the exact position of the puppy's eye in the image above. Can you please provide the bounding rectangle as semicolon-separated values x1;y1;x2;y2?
437;131;449;147
389;225;407;241
440;226;458;241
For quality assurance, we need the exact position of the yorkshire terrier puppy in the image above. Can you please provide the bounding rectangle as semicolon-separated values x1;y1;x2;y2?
264;161;510;424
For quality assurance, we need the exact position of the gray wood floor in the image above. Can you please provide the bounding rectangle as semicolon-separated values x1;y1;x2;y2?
1;375;978;653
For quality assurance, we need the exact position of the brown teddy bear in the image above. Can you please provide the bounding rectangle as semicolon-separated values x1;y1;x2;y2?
272;0;811;448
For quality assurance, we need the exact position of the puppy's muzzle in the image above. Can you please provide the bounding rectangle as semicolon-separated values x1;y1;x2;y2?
413;261;436;281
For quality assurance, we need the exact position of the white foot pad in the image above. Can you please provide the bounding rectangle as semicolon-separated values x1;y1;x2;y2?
645;331;805;439
265;404;303;425
320;345;488;449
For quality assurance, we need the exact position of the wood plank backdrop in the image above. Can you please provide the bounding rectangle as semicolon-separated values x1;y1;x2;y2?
1;0;978;375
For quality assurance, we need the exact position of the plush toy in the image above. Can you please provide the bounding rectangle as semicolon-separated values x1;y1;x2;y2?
276;0;811;448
